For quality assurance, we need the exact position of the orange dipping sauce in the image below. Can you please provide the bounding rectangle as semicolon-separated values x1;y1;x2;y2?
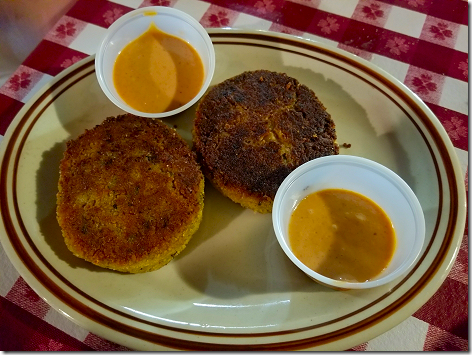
113;22;204;113
289;188;396;282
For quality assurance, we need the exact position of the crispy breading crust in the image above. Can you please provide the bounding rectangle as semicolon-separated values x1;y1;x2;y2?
57;114;204;273
193;70;338;213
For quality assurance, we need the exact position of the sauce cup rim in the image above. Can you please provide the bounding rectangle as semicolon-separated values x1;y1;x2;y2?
95;6;216;118
272;155;426;290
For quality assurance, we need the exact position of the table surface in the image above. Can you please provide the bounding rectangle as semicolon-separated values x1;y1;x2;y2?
0;0;468;351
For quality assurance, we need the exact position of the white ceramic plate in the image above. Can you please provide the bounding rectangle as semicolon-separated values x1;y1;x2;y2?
0;29;466;350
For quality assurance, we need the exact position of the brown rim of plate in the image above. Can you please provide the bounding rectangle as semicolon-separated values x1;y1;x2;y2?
0;30;465;350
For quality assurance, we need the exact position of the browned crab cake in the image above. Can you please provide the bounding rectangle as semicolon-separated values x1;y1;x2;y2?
57;114;204;273
193;70;338;213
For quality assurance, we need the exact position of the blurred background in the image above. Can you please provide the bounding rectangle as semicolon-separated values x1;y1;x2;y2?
0;0;75;86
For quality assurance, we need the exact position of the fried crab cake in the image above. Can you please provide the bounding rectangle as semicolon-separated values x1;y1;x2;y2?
57;114;204;273
193;70;338;213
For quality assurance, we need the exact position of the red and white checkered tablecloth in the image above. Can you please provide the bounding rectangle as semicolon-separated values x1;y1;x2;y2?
0;0;468;351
